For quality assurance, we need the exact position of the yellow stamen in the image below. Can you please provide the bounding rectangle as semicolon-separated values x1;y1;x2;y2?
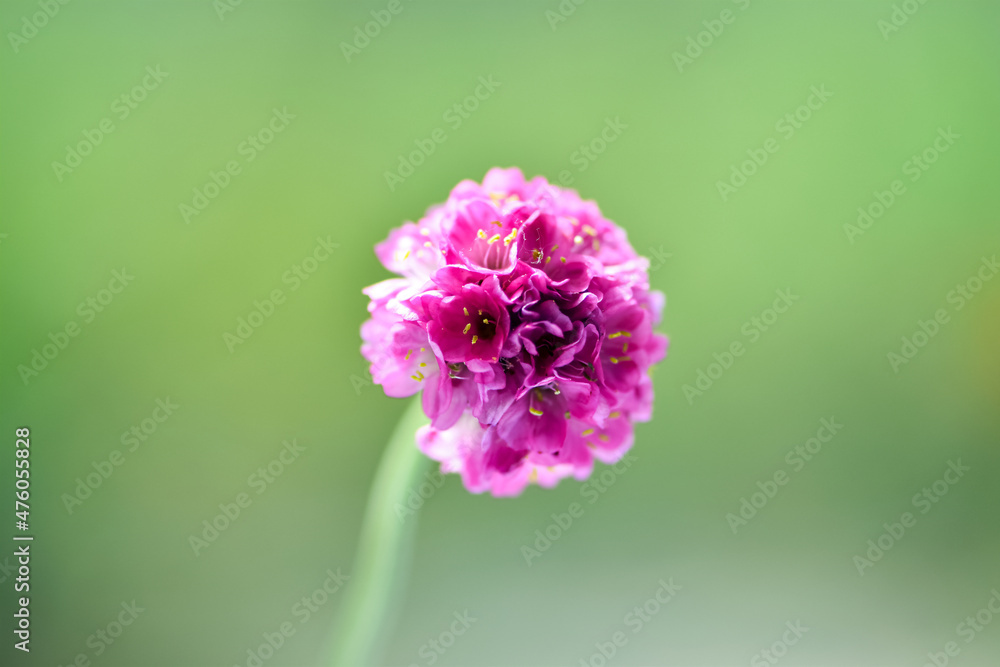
581;428;595;436
420;228;430;236
483;318;489;324
490;220;503;227
529;407;544;416
565;411;571;419
582;224;597;236
477;229;487;239
545;256;551;264
560;257;567;263
574;235;584;245
503;230;517;246
410;371;425;382
404;349;412;360
609;411;621;418
488;234;501;244
532;248;543;263
419;362;427;367
622;342;629;353
599;434;609;442
608;331;632;339
471;335;478;344
551;244;559;251
463;323;471;334
463;307;469;316
609;356;632;364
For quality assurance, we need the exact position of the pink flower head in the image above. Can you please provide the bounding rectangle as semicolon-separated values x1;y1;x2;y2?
361;168;668;496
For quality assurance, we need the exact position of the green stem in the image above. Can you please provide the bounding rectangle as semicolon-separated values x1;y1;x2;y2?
327;397;430;667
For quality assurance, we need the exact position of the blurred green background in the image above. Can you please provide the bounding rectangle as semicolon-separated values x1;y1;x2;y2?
2;1;999;665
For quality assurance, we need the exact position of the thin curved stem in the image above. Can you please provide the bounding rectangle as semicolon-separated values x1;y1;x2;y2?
327;398;430;667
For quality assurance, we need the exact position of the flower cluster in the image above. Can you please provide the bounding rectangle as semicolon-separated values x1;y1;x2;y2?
361;168;667;496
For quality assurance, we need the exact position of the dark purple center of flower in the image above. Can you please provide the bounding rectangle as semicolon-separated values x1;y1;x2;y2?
460;305;497;346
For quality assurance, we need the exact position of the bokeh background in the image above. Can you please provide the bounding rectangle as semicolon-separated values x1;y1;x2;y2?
2;1;999;665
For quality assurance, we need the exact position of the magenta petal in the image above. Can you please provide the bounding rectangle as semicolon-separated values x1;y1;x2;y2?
495;389;567;454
